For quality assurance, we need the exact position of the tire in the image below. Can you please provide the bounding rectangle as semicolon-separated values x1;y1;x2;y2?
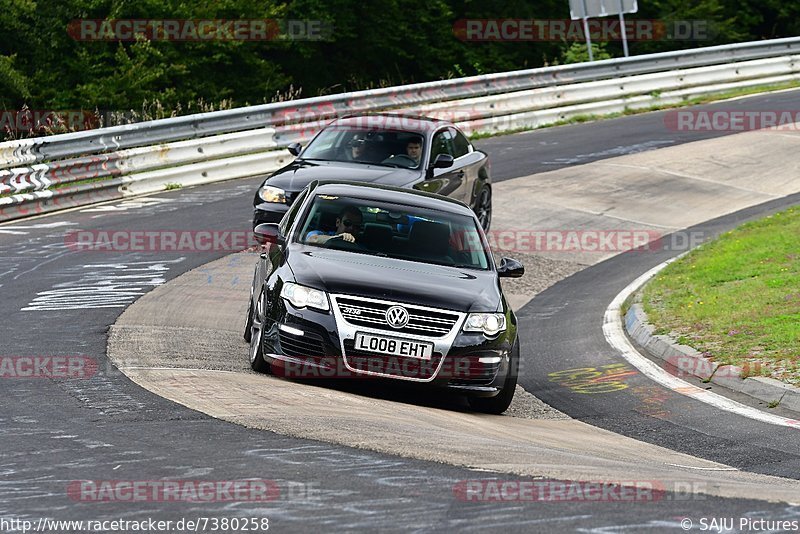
243;291;254;343
249;289;271;374
468;341;518;414
475;186;492;232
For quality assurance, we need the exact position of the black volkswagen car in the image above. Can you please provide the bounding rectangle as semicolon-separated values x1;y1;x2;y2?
252;114;493;231
244;181;524;414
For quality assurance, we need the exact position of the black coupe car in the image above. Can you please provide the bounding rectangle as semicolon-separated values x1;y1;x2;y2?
244;181;524;414
253;114;493;231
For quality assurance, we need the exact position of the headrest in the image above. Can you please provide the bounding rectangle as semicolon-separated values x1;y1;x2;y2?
409;221;450;255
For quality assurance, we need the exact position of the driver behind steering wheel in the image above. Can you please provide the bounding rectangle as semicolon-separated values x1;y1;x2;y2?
305;206;363;245
405;137;422;165
381;136;423;168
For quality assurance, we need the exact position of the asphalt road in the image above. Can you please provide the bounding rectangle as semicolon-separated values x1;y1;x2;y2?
476;88;800;180
2;89;800;531
517;193;800;480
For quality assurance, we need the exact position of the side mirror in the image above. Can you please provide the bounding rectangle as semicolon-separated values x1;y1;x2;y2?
287;142;302;157
498;257;524;278
431;153;454;169
253;223;284;246
426;154;454;178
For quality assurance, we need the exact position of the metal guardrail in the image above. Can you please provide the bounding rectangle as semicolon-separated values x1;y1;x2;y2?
2;37;800;223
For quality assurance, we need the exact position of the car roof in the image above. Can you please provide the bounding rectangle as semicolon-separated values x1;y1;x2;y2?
309;181;475;217
330;113;454;134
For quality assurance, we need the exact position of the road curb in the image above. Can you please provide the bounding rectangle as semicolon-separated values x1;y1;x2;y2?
625;302;800;412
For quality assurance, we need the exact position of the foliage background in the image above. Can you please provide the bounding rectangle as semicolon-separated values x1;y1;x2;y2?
1;0;797;117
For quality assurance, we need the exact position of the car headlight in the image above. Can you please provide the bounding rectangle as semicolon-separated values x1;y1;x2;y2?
280;282;329;312
463;313;506;336
258;185;287;204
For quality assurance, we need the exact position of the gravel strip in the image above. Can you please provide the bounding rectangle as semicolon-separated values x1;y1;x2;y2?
499;250;585;298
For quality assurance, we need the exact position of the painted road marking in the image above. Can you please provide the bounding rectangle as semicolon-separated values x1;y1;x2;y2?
80;198;173;212
548;365;637;394
21;258;185;311
0;221;77;235
604;257;800;429
664;463;738;471
541;140;675;166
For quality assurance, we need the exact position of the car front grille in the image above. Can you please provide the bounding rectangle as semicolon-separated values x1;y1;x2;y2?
335;297;460;338
342;339;443;380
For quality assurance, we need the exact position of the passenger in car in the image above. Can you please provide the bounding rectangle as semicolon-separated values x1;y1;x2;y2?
345;134;367;162
306;207;363;245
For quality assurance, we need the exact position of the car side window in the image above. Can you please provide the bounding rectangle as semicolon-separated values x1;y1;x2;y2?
450;128;471;158
429;129;454;163
279;188;309;237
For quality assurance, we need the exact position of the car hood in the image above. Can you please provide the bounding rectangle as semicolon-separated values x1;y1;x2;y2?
264;160;419;191
287;246;501;313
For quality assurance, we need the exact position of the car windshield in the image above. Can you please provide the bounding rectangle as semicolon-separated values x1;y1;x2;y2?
294;194;491;270
300;128;425;170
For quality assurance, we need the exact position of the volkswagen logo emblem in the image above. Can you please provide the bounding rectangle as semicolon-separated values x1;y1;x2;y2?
385;306;409;329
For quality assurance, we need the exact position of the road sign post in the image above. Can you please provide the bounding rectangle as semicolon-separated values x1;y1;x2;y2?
582;0;594;61
619;0;629;56
569;0;639;60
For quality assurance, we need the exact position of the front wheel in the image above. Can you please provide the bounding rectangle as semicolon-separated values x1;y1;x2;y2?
249;289;271;373
468;342;518;414
474;186;492;232
243;290;254;343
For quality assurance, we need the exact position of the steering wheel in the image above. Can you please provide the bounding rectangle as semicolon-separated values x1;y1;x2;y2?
323;235;365;251
381;154;418;168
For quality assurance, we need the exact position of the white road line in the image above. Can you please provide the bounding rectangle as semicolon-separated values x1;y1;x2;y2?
663;463;739;471
600;163;781;197
119;367;243;374
603;257;800;429
0;221;78;234
80;197;173;212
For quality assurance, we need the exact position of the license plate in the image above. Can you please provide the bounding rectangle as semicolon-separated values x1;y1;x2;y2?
354;333;433;360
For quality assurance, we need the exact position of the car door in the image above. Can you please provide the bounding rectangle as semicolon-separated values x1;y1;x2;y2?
448;126;488;209
414;127;468;202
254;186;309;299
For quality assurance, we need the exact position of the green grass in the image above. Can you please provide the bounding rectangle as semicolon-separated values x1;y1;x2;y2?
621;293;636;317
469;79;800;140
642;207;800;386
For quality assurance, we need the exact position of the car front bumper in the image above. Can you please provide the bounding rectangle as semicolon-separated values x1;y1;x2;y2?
260;299;515;398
